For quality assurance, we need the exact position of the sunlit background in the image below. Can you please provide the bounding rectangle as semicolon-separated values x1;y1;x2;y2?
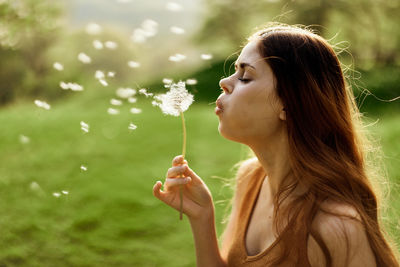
0;0;399;265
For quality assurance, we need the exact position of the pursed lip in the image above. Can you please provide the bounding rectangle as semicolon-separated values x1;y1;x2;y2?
215;98;224;115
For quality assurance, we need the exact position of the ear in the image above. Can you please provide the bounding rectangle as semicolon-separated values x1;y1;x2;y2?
279;107;286;121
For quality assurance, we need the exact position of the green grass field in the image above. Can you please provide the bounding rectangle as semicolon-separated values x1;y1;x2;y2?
0;90;398;266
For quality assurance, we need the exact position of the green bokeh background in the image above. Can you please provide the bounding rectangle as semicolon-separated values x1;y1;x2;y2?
0;0;399;265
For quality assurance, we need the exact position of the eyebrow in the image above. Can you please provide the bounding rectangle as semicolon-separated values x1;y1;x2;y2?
235;62;256;70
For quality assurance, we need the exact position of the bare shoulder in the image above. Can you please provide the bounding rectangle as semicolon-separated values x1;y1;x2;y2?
308;200;376;267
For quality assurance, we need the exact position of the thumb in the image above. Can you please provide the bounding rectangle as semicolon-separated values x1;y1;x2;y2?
153;181;166;200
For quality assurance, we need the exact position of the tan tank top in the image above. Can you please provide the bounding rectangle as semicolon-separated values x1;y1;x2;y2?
226;166;297;267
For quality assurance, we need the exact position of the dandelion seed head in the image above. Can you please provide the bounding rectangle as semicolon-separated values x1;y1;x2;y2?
80;165;87;171
131;28;147;43
53;192;61;198
34;100;51;110
169;53;186;62
78;52;91;64
53;62;64;71
166;2;183;12
62;190;69;195
170;26;185;35
116;87;136;98
19;134;30;144
93;40;103;50
105;41;118;50
130;107;142;114
186;78;197;85
201;53;213;60
86;23;102;35
110;98;122;106
107;71;115;77
128;61;141;68
128;122;137;130
154;81;194;116
107;107;120;115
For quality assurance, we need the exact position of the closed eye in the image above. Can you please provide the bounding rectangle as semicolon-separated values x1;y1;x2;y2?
238;77;251;83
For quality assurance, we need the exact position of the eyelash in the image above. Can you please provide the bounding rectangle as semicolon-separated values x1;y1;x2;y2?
238;77;251;83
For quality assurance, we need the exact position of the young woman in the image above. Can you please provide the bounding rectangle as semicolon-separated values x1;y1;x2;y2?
152;24;400;266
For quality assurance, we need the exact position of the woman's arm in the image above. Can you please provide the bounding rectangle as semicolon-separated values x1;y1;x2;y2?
153;155;226;267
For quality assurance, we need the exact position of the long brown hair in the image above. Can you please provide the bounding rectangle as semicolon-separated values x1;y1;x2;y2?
247;24;399;266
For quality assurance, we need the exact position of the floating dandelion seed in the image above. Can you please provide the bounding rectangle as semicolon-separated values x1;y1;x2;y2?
52;192;61;198
59;81;83;91
93;39;103;50
153;81;194;220
34;100;51;110
201;54;213;60
110;98;122;106
163;78;173;85
19;134;30;144
86;23;102;35
116;87;136;98
128;61;141;68
95;70;105;80
99;79;108;87
141;19;158;37
107;108;120;115
186;79;198;85
107;71;115;78
128;122;137;131
53;62;64;71
138;88;153;97
130;107;142;114
105;41;118;50
131;19;158;43
166;2;183;12
62;190;69;195
80;165;87;171
78;52;92;64
170;26;185;35
80;121;89;133
169;53;186;62
60;81;69;90
70;83;84;91
30;181;40;191
128;97;137;103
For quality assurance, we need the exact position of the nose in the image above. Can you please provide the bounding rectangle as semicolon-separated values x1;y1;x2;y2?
219;77;232;94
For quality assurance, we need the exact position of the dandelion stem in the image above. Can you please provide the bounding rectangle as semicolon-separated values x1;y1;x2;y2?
179;111;186;220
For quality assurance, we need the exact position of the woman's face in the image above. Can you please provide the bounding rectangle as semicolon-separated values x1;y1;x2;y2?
216;40;286;146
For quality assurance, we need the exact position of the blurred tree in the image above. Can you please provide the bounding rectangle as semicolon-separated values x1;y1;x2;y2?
196;0;400;67
0;0;62;105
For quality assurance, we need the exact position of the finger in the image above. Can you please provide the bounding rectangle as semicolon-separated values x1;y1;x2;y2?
182;165;202;184
172;155;188;166
164;177;192;189
153;181;165;199
167;165;186;178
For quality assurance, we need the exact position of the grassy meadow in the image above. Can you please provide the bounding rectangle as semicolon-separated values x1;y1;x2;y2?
0;88;399;266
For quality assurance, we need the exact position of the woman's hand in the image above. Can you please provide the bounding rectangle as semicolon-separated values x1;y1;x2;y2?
153;155;214;220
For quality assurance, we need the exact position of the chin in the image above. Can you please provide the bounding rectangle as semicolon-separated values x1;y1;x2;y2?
218;123;246;144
